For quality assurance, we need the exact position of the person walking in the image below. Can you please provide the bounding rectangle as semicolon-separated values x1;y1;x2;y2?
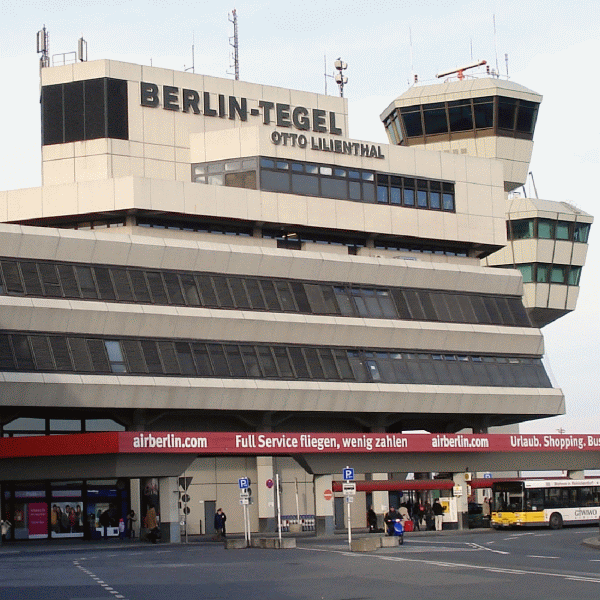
432;498;445;531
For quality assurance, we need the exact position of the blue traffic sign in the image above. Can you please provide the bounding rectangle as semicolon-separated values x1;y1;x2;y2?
343;467;354;481
238;477;250;489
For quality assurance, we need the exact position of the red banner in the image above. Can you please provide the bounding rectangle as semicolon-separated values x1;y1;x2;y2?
2;432;600;458
119;432;600;454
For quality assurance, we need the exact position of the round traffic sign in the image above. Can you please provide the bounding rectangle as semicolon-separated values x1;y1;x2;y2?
323;489;333;501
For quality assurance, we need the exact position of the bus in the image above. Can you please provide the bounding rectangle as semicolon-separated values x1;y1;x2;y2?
491;478;600;529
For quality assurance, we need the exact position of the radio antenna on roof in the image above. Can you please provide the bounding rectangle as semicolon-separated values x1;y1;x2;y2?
36;25;50;69
228;9;239;80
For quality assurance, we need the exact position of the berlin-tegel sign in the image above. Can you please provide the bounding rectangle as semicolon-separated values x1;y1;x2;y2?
2;432;600;458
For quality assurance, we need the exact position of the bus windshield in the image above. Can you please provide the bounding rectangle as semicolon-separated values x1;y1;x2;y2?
492;482;524;512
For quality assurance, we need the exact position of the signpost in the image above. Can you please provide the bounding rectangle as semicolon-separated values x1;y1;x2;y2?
238;477;251;546
343;466;354;549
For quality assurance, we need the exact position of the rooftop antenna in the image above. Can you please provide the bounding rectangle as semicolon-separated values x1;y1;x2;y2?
185;33;195;73
77;36;88;62
409;27;415;84
505;52;509;78
436;59;487;80
229;9;239;80
334;58;348;97
493;14;500;76
36;25;50;69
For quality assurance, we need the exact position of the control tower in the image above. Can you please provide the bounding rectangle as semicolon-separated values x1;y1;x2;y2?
380;63;592;327
380;62;541;193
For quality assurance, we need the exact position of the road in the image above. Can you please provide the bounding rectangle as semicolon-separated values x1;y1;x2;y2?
0;528;598;599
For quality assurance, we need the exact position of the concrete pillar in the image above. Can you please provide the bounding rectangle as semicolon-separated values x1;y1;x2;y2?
371;473;389;531
158;477;180;543
314;474;334;536
129;478;141;539
256;456;276;533
452;472;469;530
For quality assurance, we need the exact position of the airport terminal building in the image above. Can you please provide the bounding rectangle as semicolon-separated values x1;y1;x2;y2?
0;58;592;541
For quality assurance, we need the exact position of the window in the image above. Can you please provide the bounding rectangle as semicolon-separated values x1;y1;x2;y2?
42;78;128;145
510;219;534;239
537;219;554;239
105;340;127;373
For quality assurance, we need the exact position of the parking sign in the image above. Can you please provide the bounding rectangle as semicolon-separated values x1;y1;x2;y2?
343;467;354;481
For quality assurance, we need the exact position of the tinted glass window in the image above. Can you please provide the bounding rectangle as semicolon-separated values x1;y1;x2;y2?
473;97;494;128
42;84;64;145
261;170;290;192
64;81;84;143
498;97;517;130
423;105;448;135
292;174;319;196
401;109;423;137
448;101;473;132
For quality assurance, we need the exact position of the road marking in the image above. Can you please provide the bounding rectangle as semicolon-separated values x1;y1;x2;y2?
467;542;510;555
299;547;600;584
73;561;128;600
527;555;559;559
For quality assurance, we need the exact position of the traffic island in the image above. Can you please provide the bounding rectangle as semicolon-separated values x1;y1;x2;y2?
379;535;400;547
253;537;297;549
351;537;380;552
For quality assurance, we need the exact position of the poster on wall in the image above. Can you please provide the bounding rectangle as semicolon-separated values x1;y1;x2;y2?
50;501;84;538
28;502;48;539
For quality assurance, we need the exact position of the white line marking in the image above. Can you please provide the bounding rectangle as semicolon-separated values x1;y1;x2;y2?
527;555;559;559
299;546;600;584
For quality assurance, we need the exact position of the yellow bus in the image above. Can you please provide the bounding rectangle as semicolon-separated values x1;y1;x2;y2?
491;478;600;529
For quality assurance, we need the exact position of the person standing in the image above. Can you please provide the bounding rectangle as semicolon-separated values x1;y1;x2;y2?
145;502;160;543
432;498;445;531
482;496;491;523
366;506;378;533
1;518;11;542
214;508;227;539
127;510;137;539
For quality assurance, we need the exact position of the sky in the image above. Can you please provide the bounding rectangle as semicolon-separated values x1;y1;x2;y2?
0;1;599;435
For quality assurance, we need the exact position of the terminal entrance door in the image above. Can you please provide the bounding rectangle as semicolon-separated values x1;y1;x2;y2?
204;500;216;536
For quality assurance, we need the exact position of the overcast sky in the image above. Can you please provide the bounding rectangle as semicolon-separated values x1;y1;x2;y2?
0;1;598;434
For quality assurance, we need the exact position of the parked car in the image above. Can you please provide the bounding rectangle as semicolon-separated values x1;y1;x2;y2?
468;502;487;528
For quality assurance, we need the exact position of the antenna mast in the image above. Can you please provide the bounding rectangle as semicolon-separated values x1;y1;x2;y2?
334;58;348;98
36;25;50;69
229;9;239;80
493;14;499;75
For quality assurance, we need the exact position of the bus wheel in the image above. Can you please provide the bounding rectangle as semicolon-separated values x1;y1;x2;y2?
549;513;563;530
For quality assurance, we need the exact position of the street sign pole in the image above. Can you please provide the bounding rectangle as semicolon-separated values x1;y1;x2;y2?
347;492;352;549
344;466;354;550
276;473;282;545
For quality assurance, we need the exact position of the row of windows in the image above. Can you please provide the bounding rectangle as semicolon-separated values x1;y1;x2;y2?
0;259;531;327
0;333;551;388
508;218;591;243
42;78;129;146
137;217;469;256
525;487;600;510
385;95;539;143
516;263;582;286
2;418;124;436
191;157;456;212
